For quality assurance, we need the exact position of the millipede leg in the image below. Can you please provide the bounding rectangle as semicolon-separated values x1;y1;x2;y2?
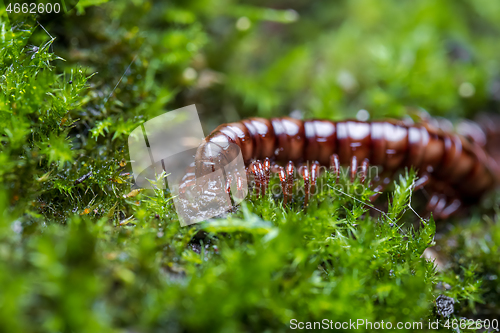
255;160;265;197
224;174;234;207
369;175;393;202
350;156;358;183
330;154;340;182
231;173;245;202
413;173;430;191
426;193;441;215
432;194;448;218
360;158;369;184
286;161;294;204
247;164;254;195
236;174;243;192
225;175;232;194
278;166;287;205
263;157;271;196
311;161;320;195
439;198;462;219
300;165;310;207
248;162;260;197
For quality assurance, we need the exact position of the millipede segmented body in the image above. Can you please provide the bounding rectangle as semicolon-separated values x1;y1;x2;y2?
191;115;500;219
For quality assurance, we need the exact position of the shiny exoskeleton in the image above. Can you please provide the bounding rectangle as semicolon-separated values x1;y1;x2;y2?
193;115;500;219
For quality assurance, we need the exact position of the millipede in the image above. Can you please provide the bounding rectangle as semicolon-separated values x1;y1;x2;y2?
188;113;500;219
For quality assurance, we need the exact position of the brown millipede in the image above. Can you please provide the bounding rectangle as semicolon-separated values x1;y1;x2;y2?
190;114;500;219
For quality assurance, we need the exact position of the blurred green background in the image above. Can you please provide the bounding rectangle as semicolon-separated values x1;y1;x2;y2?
1;0;500;332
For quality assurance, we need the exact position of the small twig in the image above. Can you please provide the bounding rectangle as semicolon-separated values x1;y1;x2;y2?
103;52;140;105
74;171;93;185
409;178;425;222
328;184;396;224
36;20;53;39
